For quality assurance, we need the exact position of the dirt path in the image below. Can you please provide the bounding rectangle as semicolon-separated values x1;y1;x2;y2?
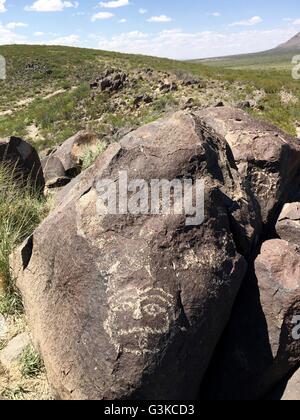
0;86;78;119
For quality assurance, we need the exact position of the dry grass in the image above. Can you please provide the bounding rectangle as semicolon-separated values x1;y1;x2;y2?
0;163;48;315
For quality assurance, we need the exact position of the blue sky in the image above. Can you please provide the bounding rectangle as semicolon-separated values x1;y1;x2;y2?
0;0;300;59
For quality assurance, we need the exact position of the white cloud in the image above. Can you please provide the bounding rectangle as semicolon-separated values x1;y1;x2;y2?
91;12;114;21
119;18;127;23
0;23;27;43
99;0;129;8
230;16;262;27
25;0;79;12
209;12;221;17
6;22;28;29
283;18;300;24
34;31;44;36
47;34;80;45
147;15;173;23
0;0;7;13
94;28;297;60
139;8;147;15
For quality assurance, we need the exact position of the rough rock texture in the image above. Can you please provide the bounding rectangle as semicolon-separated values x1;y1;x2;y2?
49;131;98;177
41;155;67;188
203;239;300;400
267;368;300;400
281;369;300;400
12;111;258;400
0;333;31;371
197;107;300;228
0;136;45;192
90;69;127;93
276;202;300;247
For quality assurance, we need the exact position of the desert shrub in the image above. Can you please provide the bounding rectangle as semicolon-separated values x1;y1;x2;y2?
82;141;107;170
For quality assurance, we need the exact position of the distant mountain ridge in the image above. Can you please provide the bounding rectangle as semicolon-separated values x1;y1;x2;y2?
191;32;300;67
276;32;300;50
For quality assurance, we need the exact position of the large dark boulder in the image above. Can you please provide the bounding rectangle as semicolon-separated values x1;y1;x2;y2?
203;239;300;400
0;136;45;192
197;107;300;229
12;111;257;400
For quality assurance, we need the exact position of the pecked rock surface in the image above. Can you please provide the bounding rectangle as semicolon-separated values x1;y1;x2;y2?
11;111;257;400
197;107;300;229
203;239;300;400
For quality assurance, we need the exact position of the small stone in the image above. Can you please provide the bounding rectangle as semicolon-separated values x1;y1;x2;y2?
0;333;31;370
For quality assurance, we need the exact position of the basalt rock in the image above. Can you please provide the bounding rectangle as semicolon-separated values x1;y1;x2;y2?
12;111;258;400
0;136;45;192
203;239;300;400
197;107;300;229
90;69;127;93
280;369;300;400
40;131;99;192
276;202;300;247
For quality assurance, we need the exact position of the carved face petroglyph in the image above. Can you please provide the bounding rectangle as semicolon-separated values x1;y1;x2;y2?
104;287;174;356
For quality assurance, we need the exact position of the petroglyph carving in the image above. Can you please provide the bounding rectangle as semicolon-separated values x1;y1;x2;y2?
104;287;175;356
250;169;278;199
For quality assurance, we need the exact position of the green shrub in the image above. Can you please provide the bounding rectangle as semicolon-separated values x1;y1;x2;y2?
20;345;44;378
82;141;107;170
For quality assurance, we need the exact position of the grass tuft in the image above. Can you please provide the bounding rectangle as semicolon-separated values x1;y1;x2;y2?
0;163;48;315
20;345;44;379
82;141;107;170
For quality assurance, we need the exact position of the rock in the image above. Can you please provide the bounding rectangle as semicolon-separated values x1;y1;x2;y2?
133;94;153;108
0;333;31;371
0;136;45;192
0;314;7;340
181;98;195;110
197;107;300;228
12;111;258;400
45;176;72;192
203;239;300;400
236;100;252;109
41;155;66;184
267;369;300;400
281;369;300;400
159;81;178;93
50;131;98;177
91;69;127;93
276;202;300;247
113;126;136;142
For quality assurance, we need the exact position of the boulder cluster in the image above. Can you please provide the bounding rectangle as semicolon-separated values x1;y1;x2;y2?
2;106;300;400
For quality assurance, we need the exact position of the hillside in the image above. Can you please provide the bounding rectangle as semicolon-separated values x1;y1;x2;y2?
0;44;299;151
192;33;300;70
277;32;300;50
